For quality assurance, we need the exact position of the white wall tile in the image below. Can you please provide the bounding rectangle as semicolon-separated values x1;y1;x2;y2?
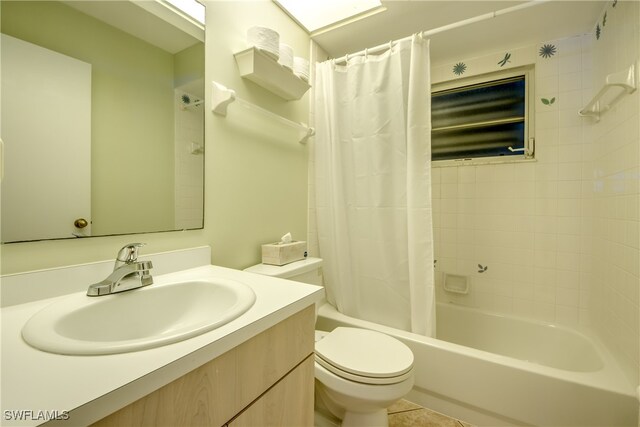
441;166;458;183
535;163;559;181
558;162;583;181
585;0;640;385
558;181;582;198
556;304;579;324
458;166;476;183
537;110;560;129
536;74;559;94
534;301;556;321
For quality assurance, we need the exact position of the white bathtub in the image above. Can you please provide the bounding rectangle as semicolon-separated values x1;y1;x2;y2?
316;301;638;426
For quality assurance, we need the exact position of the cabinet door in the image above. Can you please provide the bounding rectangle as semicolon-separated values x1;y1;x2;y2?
91;306;315;427
229;355;314;427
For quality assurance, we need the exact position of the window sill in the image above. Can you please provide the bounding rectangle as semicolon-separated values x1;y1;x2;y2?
432;156;537;168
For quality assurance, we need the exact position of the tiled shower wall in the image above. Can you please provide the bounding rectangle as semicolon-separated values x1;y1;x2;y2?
432;33;595;325
174;88;205;230
432;1;639;384
586;0;639;386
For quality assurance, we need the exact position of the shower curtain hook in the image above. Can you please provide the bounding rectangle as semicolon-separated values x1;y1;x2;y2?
364;48;368;59
389;40;393;51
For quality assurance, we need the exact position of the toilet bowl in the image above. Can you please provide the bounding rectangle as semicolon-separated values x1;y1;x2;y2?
244;258;415;427
314;328;414;426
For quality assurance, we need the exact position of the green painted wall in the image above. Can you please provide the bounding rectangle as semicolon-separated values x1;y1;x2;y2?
174;42;205;89
0;1;310;275
206;1;310;269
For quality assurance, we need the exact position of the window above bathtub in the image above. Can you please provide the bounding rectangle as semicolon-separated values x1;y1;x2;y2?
431;67;535;166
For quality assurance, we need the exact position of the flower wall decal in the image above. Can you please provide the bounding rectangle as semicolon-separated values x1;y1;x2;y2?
181;94;201;106
596;23;601;40
498;53;511;67
538;44;557;58
477;264;488;273
541;97;556;105
613;0;617;7
603;12;607;26
453;62;467;75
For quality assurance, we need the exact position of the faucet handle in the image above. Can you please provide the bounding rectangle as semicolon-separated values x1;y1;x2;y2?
116;243;145;264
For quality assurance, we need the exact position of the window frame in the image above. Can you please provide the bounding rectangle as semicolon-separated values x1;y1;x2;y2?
431;66;536;167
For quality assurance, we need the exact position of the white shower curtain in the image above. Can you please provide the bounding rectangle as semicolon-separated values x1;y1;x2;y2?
315;35;435;336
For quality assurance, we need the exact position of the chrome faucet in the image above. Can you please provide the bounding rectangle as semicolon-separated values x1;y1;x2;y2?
87;243;153;296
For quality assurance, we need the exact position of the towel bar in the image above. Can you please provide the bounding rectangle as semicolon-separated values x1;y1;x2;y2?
211;81;314;143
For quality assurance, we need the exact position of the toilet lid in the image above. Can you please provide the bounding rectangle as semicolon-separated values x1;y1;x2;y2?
315;327;413;383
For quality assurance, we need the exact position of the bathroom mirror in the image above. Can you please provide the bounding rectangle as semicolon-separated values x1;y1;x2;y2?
0;0;205;243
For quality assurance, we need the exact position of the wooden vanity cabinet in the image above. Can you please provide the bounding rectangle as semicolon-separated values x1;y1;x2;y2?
92;305;315;427
226;356;314;426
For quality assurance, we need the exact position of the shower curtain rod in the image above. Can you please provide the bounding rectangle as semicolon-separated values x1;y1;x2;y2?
333;0;550;64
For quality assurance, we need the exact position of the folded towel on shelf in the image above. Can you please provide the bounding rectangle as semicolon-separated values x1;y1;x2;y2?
293;56;310;82
278;43;294;70
247;26;279;60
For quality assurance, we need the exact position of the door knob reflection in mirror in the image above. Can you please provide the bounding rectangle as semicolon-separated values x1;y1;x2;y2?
74;218;89;229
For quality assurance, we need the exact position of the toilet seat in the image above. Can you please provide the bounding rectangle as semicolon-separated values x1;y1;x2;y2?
315;327;414;385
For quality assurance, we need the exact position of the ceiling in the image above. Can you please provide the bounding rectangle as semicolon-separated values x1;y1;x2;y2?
312;0;606;66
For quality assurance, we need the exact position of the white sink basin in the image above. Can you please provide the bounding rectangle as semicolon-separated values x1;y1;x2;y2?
21;278;256;355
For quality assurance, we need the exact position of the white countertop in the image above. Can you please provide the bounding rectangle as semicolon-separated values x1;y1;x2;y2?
1;264;324;426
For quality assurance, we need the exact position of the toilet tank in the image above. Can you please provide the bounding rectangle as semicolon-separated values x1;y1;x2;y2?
244;257;323;286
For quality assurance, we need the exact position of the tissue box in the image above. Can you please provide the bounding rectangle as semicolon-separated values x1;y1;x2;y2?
262;241;307;266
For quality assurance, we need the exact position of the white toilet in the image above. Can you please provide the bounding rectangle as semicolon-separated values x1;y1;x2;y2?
244;258;415;427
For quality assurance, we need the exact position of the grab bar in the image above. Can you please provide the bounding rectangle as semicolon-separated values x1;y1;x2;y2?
211;81;315;143
578;61;637;122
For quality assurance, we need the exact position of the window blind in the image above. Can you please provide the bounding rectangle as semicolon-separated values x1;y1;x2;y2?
432;76;526;161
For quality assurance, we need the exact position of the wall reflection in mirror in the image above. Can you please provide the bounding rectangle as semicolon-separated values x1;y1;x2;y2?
0;0;205;243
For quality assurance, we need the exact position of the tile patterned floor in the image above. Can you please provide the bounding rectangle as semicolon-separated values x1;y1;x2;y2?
388;400;474;427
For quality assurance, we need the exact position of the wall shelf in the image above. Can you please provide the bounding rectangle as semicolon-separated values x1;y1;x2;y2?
211;81;314;144
579;61;637;121
233;47;310;101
